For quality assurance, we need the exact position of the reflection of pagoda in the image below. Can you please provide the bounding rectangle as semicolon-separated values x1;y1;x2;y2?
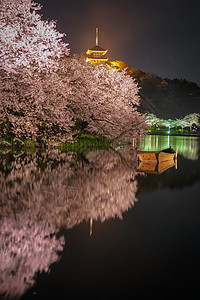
86;28;108;63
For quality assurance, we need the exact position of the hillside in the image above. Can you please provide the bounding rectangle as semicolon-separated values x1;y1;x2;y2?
110;61;200;119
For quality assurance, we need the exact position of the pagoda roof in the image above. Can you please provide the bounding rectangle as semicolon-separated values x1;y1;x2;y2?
86;55;108;60
86;57;108;63
88;45;107;52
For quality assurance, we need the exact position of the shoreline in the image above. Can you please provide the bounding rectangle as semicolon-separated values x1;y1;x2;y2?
148;132;200;138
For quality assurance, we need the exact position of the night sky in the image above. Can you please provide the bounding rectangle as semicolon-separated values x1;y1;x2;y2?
38;0;200;85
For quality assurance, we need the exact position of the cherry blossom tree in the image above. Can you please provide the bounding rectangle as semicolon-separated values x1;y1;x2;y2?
146;113;200;130
0;0;72;143
1;56;146;143
171;117;188;129
146;113;162;127
65;57;147;141
0;67;74;143
171;114;200;130
183;113;200;129
0;0;146;144
0;0;69;73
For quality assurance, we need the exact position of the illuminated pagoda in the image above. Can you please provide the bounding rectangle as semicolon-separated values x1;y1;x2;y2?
86;28;108;63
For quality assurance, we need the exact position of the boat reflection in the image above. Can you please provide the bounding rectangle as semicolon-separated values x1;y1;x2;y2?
137;160;177;174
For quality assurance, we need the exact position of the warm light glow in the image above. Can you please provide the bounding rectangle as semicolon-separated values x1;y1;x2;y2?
86;57;108;63
86;49;108;56
110;61;121;68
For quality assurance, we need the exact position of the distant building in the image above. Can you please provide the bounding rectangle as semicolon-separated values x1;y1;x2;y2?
85;28;108;63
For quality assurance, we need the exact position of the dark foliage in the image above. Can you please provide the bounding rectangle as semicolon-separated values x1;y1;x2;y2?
130;69;200;119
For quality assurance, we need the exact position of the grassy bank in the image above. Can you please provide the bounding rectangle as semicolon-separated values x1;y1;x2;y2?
0;134;110;153
148;128;200;136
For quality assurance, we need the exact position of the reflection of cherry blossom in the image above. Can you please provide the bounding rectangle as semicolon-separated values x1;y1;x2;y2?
0;217;64;299
61;148;139;228
0;151;68;299
0;148;138;228
0;148;139;298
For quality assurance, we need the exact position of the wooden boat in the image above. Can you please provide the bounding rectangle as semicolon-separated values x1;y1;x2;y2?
137;147;177;162
137;160;177;174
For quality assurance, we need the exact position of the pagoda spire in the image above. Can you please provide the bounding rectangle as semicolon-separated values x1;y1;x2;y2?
96;28;99;46
85;28;108;64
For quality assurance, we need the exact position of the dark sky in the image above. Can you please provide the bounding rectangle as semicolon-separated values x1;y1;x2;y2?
39;0;200;85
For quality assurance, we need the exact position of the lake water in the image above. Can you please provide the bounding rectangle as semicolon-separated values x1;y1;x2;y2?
1;135;200;299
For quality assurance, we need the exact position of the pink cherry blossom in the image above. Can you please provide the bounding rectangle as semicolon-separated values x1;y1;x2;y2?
0;0;146;143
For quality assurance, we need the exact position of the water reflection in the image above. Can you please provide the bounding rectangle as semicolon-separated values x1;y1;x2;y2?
137;135;200;160
137;160;176;174
0;219;64;299
1;137;200;299
0;148;139;299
